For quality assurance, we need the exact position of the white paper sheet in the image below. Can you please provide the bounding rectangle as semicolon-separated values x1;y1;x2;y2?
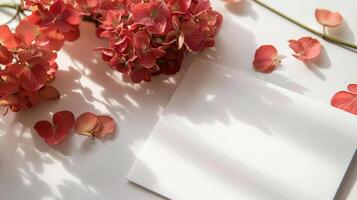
128;59;357;200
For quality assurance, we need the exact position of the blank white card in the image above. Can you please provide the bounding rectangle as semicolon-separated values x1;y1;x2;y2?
128;59;357;200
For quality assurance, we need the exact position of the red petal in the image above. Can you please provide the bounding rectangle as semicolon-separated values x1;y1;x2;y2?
0;82;19;96
34;120;53;138
134;31;150;50
288;37;321;61
315;9;343;27
62;9;81;26
39;85;60;100
74;112;99;134
53;110;75;134
347;84;357;94
15;21;39;47
62;27;80;41
19;65;47;91
0;45;13;65
130;67;151;83
181;21;205;51
0;25;18;49
0;95;18;106
50;0;65;15
253;45;280;73
94;115;115;138
331;91;357;115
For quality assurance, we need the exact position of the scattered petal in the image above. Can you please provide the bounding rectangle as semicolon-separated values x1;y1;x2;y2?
331;84;357;115
74;112;99;136
288;37;321;61
34;120;53;138
315;9;343;28
95;115;115;138
252;45;280;73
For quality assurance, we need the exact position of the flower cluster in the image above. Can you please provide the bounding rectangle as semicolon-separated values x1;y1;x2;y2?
83;0;223;83
1;0;221;113
0;0;81;113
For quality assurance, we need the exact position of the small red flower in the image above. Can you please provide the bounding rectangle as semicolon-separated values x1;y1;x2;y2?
33;111;75;145
252;45;280;73
0;25;18;49
331;84;357;115
132;1;171;34
288;37;321;61
74;112;115;139
315;9;343;28
134;31;165;68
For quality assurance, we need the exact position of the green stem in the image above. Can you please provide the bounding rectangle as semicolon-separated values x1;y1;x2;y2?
252;0;357;50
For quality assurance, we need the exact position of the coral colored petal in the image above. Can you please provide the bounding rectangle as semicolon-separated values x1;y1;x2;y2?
289;37;321;61
74;112;98;134
0;25;18;49
39;85;60;100
347;84;357;94
0;45;13;65
315;9;343;27
94;115;115;138
53;110;75;134
19;65;47;91
253;45;279;74
34;120;53;138
15;21;39;47
331;91;357;115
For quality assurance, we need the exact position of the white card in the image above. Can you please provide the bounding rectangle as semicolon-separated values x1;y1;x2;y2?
127;59;357;200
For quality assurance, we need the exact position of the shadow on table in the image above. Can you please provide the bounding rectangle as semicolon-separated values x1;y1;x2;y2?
0;21;188;199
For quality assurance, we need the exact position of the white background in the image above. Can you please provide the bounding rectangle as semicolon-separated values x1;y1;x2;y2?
0;0;356;199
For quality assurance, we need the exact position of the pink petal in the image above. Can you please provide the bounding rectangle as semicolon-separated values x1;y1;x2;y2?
94;115;115;138
74;112;99;134
288;37;321;61
253;45;280;73
315;9;343;27
34;120;53;138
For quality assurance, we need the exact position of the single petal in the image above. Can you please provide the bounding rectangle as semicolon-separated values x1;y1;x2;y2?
253;45;280;73
347;84;357;94
19;65;48;91
0;82;19;96
34;120;53;138
39;85;60;100
288;37;321;61
331;91;357;115
15;21;39;47
315;9;343;27
74;112;98;135
50;0;65;16
0;45;13;65
0;25;18;49
94;115;115;138
53;110;75;134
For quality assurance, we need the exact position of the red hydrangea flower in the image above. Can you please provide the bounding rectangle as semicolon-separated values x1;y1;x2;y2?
34;111;75;145
331;84;357;115
132;1;171;34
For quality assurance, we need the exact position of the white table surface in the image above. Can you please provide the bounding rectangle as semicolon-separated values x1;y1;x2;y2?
0;0;356;199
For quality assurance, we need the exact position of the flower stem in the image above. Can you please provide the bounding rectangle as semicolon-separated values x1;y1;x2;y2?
252;0;357;50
